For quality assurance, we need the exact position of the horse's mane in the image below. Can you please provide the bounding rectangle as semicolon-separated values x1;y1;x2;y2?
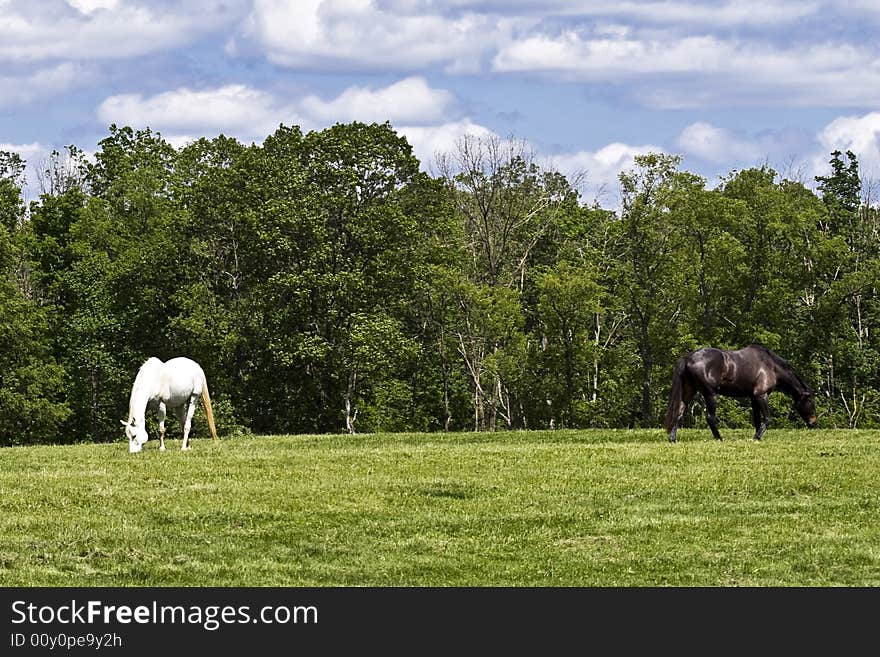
130;358;163;396
133;357;162;377
749;344;811;392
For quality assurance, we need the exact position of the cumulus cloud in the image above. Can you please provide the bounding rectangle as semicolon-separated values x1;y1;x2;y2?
228;1;830;91
0;62;91;107
95;77;468;148
817;113;880;158
550;142;665;202
0;0;248;62
300;77;458;125
492;30;880;109
676;122;764;164
0;141;44;162
229;0;513;72
0;141;49;201
92;78;531;184
814;112;880;177
560;0;817;26
92;75;671;203
97;84;304;145
397;119;497;170
493;32;727;77
66;0;119;13
671;114;880;191
391;0;817;27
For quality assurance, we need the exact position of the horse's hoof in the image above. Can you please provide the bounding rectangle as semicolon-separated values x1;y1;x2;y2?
159;446;166;451
181;446;190;451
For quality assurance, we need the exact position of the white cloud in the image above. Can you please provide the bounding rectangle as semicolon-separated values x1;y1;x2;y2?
0;0;247;62
814;112;880;177
567;0;816;26
0;62;90;107
676;122;764;164
231;0;511;72
96;77;467;147
550;142;665;202
397;119;497;170
97;84;303;144
92;77;668;205
492;31;880;109
817;113;880;158
229;0;823;77
300;77;457;125
395;1;817;26
669;113;880;190
0;141;44;162
66;0;119;13
0;141;48;202
672;113;880;189
493;32;726;77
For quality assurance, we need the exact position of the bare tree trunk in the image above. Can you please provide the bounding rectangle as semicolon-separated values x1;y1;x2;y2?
840;389;864;428
641;355;653;425
344;369;358;434
458;330;487;431
443;365;451;432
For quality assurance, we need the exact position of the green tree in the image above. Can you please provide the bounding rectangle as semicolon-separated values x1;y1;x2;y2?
0;151;70;444
26;126;186;441
438;134;578;429
240;122;450;432
533;261;603;427
615;153;697;425
816;150;860;240
171;134;256;433
813;150;880;426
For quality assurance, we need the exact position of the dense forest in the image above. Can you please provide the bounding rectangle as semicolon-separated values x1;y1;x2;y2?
1;121;878;445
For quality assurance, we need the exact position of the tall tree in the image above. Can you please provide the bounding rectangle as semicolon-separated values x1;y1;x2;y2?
615;153;697;425
814;150;880;426
0;151;70;445
437;134;577;429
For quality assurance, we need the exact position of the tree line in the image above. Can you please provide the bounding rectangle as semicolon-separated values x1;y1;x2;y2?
1;121;878;445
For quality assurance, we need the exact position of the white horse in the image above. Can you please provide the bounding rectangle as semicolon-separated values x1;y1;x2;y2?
122;356;218;453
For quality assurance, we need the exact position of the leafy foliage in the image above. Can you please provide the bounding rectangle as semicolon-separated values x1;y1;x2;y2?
4;122;880;444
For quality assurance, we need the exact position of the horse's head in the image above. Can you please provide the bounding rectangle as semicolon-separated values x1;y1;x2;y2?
795;391;818;428
121;419;149;453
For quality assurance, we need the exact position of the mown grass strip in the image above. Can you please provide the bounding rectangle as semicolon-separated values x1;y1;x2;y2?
1;429;878;586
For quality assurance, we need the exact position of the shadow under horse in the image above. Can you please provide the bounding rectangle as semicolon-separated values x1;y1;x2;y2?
664;344;818;443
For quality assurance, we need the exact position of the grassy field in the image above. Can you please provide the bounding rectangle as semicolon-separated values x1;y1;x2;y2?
1;428;878;586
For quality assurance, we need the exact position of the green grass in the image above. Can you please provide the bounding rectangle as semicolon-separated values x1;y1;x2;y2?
1;429;879;586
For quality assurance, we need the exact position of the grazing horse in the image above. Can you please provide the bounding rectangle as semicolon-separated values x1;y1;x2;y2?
664;345;817;443
122;356;218;453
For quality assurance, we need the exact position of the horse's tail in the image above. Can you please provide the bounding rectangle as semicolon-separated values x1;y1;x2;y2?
201;382;219;441
663;357;687;433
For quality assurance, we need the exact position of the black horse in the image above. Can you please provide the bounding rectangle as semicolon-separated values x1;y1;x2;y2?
664;344;817;442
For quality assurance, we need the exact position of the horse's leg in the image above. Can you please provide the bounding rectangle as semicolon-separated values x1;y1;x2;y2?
181;395;198;450
704;392;722;441
750;396;761;436
752;394;771;440
669;380;695;443
157;402;167;451
173;405;185;448
677;380;696;438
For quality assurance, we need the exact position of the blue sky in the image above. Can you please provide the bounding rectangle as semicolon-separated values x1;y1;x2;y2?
3;0;880;205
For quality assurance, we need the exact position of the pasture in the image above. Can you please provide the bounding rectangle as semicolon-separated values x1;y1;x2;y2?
1;429;878;586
